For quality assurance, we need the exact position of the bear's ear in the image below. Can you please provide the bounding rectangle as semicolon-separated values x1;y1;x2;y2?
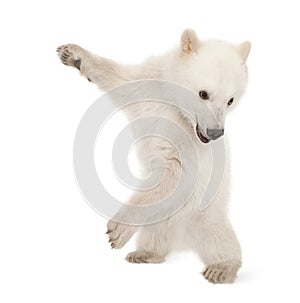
237;41;251;63
180;29;201;54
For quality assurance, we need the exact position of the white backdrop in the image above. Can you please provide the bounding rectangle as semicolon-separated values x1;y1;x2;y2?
1;0;300;302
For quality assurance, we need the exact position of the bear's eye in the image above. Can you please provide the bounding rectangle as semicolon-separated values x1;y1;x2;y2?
227;98;234;107
199;91;209;100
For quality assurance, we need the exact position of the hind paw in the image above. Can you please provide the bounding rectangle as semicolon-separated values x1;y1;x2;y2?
126;251;165;264
202;260;241;284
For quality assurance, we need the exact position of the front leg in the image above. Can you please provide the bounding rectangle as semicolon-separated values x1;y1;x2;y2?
57;44;130;90
106;203;141;249
106;219;138;249
106;158;181;252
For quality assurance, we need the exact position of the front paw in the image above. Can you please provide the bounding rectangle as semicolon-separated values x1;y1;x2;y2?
106;220;137;249
56;44;82;69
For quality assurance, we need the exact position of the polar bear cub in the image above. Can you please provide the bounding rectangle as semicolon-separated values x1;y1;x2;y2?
57;29;250;283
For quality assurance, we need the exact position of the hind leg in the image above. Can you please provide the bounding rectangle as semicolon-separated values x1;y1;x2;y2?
188;213;241;283
126;222;172;263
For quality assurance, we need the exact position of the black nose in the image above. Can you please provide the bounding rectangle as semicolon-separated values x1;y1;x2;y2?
206;128;224;140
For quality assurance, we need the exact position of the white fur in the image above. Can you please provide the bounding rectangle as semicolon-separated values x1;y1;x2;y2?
57;29;250;283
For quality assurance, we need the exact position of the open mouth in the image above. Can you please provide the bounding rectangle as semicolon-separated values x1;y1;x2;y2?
196;124;211;144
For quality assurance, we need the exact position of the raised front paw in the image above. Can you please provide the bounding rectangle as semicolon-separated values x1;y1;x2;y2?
106;220;137;249
202;260;241;284
56;44;82;70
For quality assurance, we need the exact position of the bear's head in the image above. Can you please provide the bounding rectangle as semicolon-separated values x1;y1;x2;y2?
167;29;251;143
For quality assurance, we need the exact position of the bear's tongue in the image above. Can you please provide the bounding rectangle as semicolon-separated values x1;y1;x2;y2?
196;125;210;144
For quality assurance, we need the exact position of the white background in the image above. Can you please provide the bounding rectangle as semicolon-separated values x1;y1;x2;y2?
1;0;300;302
